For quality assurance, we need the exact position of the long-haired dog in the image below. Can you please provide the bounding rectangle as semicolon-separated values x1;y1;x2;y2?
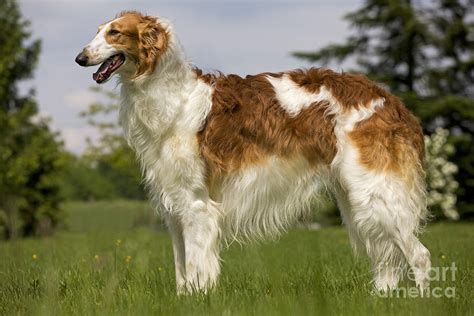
75;11;431;294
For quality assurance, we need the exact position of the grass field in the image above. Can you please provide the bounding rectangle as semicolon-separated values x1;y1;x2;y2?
0;200;472;315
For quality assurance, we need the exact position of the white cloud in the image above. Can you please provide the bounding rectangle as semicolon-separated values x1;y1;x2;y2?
64;90;97;110
61;126;99;153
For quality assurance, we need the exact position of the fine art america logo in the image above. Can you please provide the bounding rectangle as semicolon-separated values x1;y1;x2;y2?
376;262;457;298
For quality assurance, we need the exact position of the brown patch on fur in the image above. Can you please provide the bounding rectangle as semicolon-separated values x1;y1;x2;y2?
196;67;424;185
288;68;388;110
104;11;169;78
195;70;337;186
287;68;424;176
349;94;425;175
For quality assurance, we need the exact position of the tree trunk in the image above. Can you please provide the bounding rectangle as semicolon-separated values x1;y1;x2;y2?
0;195;19;240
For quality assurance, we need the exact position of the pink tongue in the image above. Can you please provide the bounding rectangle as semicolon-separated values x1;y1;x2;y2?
92;72;100;81
93;58;113;81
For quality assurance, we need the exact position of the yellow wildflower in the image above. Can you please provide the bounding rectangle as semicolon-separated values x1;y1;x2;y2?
32;254;38;260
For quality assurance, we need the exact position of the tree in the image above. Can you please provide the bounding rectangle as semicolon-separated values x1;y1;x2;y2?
0;0;64;238
293;0;429;93
426;0;474;98
422;0;474;218
293;0;474;219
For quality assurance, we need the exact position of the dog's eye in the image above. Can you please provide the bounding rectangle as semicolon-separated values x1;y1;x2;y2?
108;29;120;36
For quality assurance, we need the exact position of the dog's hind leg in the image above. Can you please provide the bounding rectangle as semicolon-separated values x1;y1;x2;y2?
181;199;221;293
336;168;431;292
334;190;364;255
335;186;406;291
329;95;431;292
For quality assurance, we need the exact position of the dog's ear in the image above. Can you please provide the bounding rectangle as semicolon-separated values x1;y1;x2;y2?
134;18;168;78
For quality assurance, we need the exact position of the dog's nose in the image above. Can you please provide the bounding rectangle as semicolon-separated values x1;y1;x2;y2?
75;52;89;66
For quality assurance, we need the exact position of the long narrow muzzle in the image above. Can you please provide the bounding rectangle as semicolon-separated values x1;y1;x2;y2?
75;51;89;66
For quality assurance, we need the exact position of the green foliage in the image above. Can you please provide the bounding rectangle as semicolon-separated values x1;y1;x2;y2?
0;0;64;239
0;0;40;104
294;0;474;220
0;201;472;314
425;0;474;98
425;128;459;220
59;87;145;201
60;153;119;201
294;0;429;92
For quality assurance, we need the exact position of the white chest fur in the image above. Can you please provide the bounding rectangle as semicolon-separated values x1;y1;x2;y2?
118;68;214;215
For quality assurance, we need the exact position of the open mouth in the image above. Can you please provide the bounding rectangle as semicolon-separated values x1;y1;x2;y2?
92;53;125;83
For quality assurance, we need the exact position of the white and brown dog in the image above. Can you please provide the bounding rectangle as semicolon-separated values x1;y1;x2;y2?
75;11;431;294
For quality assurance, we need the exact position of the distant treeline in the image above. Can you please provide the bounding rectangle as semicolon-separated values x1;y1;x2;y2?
61;153;146;201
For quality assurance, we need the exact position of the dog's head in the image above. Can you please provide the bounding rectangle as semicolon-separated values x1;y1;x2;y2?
75;11;169;84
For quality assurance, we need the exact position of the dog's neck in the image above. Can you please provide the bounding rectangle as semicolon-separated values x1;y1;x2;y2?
117;34;212;163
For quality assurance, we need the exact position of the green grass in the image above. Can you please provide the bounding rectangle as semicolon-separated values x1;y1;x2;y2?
0;200;472;315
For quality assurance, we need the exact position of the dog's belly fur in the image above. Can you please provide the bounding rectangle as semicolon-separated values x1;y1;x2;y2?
218;156;327;241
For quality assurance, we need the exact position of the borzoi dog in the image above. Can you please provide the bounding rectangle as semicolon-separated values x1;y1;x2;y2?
75;11;431;294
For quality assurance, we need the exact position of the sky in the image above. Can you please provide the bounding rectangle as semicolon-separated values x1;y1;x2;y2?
18;0;361;153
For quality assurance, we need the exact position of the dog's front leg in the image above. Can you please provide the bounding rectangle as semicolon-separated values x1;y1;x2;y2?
164;213;187;294
181;200;221;293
